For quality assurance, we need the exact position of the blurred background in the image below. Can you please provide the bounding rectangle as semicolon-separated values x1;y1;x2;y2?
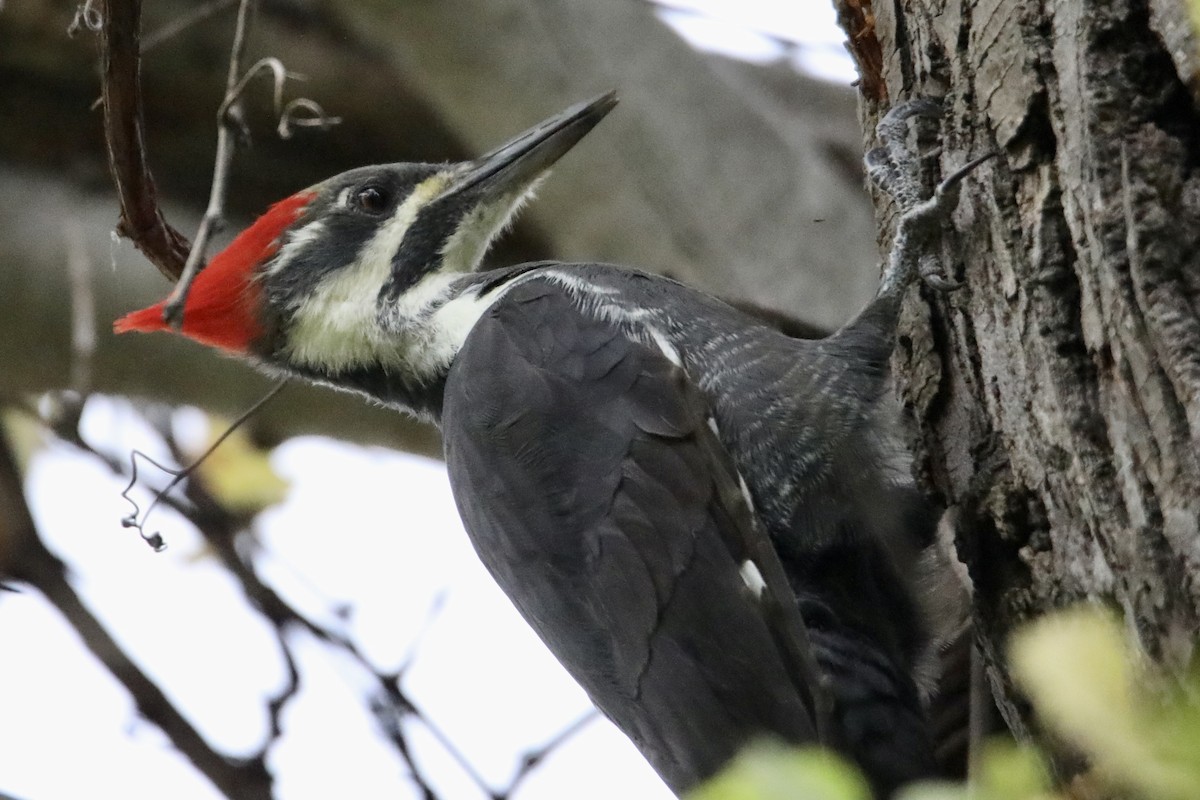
0;1;878;797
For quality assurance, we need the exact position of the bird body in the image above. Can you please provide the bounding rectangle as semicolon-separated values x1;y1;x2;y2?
441;264;939;791
116;93;967;796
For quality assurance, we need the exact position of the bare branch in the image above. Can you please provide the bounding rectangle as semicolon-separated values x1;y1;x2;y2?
369;689;443;800
100;0;340;324
143;0;239;52
0;427;273;800
261;626;302;747
99;0;191;280
160;0;257;327
278;98;342;139
120;380;287;550
500;712;598;799
39;398;587;799
391;686;493;795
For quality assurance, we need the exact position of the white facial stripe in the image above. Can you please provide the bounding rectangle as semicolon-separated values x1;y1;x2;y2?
284;175;448;372
286;263;526;380
397;274;515;378
357;174;449;282
281;168;548;383
265;219;326;276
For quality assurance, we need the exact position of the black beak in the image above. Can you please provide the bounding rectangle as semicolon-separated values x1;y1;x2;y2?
447;91;618;197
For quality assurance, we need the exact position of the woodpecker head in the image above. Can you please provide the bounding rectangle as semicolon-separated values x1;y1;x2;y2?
116;92;617;407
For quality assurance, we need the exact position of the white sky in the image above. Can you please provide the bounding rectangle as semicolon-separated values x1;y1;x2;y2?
655;0;856;83
1;402;669;800
0;4;854;799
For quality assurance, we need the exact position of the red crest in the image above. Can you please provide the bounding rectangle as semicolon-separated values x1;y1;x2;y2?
114;191;314;353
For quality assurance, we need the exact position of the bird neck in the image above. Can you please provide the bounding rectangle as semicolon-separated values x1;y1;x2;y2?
279;271;513;420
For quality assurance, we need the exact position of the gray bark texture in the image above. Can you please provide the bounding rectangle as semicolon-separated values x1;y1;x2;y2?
863;0;1200;740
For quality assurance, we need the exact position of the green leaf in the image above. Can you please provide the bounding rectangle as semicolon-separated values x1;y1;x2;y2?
894;783;970;800
974;740;1051;800
895;742;1050;800
688;741;870;800
194;417;289;515
1009;606;1200;800
1;408;48;474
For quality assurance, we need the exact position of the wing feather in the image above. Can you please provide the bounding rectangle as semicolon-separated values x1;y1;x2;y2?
442;280;817;792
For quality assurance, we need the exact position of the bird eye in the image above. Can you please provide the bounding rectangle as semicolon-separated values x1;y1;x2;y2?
351;185;390;215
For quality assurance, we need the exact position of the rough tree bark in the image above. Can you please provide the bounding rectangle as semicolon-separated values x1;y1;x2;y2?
858;0;1200;742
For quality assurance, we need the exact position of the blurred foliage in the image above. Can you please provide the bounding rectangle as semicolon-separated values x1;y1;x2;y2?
193;416;290;515
1010;607;1200;800
0;408;48;473
687;742;870;800
692;607;1200;800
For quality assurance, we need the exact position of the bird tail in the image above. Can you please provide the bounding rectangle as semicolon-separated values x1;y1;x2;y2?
808;625;939;798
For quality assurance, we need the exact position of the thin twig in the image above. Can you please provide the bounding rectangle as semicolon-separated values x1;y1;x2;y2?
89;0;241;111
369;689;443;800
120;380;287;550
160;0;256;328
17;399;460;797
390;591;443;667
261;625;302;747
500;712;598;799
68;0;103;37
62;403;578;800
396;686;494;794
99;0;191;280
0;428;274;800
278;97;343;139
124;420;446;800
101;0;339;297
143;0;240;52
64;218;96;396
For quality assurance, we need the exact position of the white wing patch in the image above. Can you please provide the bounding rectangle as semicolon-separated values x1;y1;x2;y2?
739;559;767;598
648;326;682;367
737;474;756;513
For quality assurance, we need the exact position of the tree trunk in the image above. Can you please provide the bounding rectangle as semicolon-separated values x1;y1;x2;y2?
862;0;1200;739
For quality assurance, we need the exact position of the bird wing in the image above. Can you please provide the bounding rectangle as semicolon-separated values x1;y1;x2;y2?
441;278;818;792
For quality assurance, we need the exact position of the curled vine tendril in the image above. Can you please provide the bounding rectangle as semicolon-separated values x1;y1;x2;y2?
120;380;287;551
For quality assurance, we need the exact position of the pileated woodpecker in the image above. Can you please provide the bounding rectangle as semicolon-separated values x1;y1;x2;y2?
117;93;985;797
